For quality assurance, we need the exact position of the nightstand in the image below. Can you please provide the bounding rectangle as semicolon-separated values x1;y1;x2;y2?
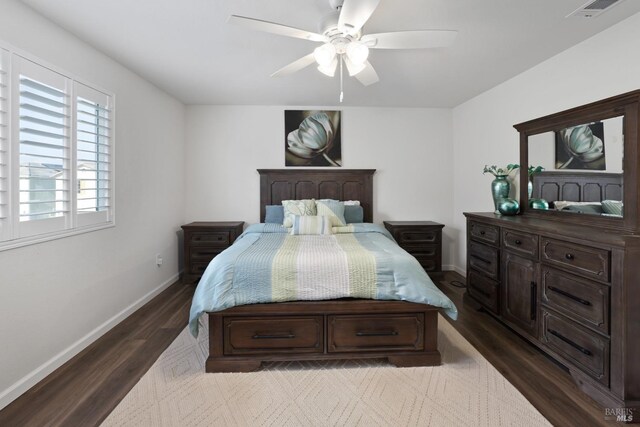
383;221;444;274
181;221;244;284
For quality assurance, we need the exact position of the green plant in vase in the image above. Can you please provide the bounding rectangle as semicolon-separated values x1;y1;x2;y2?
483;164;519;214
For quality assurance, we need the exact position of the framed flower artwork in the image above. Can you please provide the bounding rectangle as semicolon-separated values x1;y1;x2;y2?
555;122;606;170
285;110;342;167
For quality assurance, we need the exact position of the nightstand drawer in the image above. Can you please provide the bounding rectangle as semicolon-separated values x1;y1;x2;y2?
541;238;610;283
189;261;212;276
189;231;230;247
189;247;224;261
397;230;439;244
328;314;424;353
224;316;323;355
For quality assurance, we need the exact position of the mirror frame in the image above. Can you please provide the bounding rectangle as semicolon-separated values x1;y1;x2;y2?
514;90;640;234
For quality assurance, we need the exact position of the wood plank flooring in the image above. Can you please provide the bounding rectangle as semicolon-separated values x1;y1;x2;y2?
0;272;610;426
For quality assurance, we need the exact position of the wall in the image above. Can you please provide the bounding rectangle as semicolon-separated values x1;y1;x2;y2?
184;106;457;268
0;0;185;409
452;11;640;271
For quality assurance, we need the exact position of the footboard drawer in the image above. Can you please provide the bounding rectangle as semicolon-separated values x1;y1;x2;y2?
327;314;424;353
224;316;323;355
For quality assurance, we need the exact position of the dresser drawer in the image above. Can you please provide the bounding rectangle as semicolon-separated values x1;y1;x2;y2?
396;230;439;244
541;309;609;386
541;238;610;282
224;316;322;355
468;241;499;280
328;314;424;353
469;221;500;246
189;231;230;247
467;269;499;315
541;267;609;334
503;229;538;259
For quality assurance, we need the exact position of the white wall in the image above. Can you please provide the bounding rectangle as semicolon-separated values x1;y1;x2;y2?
0;0;185;409
452;12;640;271
185;106;457;268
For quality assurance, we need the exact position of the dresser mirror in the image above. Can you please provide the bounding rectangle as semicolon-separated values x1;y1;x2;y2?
514;90;640;233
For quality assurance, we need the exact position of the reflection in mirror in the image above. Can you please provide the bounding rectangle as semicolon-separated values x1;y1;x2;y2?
527;116;624;217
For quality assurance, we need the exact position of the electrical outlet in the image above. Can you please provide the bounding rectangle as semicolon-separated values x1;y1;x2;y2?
155;254;163;267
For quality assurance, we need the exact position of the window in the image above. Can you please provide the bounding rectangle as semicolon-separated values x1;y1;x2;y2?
0;45;114;250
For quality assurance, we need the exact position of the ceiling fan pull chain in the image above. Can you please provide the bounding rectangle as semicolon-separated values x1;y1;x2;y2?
339;55;344;103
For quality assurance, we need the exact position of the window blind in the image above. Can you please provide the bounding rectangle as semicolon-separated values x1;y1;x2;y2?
18;71;70;224
75;82;112;225
0;49;8;224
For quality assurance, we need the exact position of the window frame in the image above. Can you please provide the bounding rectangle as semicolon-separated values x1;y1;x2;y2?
0;41;115;252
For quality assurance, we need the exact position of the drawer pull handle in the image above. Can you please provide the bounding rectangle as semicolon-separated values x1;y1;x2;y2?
530;282;537;320
355;330;398;337
547;329;592;356
252;333;295;339
548;286;591;306
565;253;574;260
515;239;522;245
479;231;486;236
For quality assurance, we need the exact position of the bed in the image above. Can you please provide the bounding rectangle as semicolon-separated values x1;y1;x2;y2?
189;169;457;372
532;171;622;208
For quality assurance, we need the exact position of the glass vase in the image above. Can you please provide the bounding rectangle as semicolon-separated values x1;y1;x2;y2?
491;175;510;214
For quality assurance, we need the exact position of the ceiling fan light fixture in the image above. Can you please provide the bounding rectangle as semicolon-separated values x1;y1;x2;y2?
313;43;337;66
346;41;369;65
317;58;338;77
344;56;366;76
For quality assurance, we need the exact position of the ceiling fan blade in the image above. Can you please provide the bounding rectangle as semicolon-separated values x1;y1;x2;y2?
354;61;379;86
271;53;317;77
361;30;458;49
228;15;328;43
338;0;381;34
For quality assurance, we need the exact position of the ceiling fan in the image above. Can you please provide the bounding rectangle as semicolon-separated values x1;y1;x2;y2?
229;0;457;99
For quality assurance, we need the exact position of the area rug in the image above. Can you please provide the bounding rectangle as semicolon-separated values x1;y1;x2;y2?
102;316;551;427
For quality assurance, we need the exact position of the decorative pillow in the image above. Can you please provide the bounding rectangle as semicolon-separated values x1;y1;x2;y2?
562;204;604;215
332;225;355;234
282;199;316;227
553;201;601;211
290;215;333;235
316;199;346;226
343;200;360;206
264;205;284;224
344;205;364;223
601;200;623;216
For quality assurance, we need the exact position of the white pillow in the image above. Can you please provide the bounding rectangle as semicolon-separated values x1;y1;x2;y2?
290;215;333;235
282;199;316;227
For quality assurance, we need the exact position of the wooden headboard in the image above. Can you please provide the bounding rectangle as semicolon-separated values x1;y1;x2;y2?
532;171;623;203
258;169;375;223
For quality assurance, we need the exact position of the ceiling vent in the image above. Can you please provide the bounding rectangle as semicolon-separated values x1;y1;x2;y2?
567;0;626;18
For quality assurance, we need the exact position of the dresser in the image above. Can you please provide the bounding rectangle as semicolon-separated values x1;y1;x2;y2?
464;212;640;411
181;221;244;284
383;221;444;274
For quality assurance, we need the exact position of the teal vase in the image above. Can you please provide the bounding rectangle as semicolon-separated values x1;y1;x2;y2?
498;198;520;215
529;198;549;210
527;178;533;199
491;175;510;214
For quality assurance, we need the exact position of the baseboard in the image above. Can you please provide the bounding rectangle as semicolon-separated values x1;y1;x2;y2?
0;272;180;411
443;265;466;276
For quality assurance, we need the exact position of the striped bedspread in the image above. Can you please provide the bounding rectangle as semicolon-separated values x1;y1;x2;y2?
189;223;457;337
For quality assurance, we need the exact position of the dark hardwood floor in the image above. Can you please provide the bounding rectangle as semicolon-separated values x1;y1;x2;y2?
0;272;611;426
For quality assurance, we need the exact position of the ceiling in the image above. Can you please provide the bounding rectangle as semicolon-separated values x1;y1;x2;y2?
18;0;640;107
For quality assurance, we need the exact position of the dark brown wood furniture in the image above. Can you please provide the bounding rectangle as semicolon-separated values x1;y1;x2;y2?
181;221;244;284
205;169;444;372
532;171;623;206
383;221;444;274
465;90;640;414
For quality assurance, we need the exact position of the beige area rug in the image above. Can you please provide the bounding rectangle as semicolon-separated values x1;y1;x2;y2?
102;316;551;427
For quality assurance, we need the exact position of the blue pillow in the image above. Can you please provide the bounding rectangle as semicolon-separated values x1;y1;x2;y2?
344;205;364;223
264;205;284;224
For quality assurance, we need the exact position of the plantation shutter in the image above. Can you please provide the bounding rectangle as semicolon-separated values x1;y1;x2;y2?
14;56;71;237
75;82;112;227
0;49;8;239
